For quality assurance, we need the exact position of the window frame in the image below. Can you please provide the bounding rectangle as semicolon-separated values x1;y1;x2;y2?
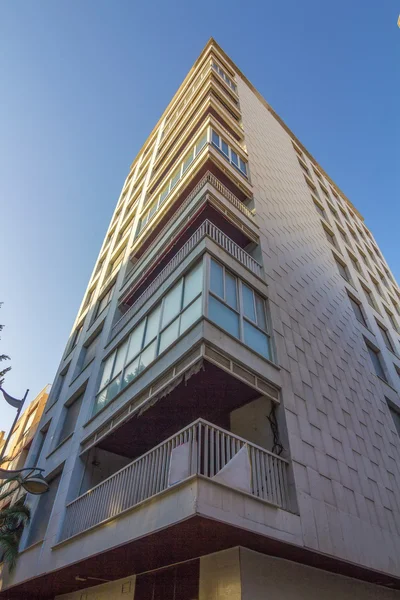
211;128;248;177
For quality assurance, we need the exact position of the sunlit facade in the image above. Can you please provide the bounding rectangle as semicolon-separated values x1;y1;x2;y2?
2;39;400;599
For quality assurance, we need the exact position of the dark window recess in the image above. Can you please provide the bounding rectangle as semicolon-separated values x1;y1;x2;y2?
26;473;61;547
366;342;387;381
348;295;367;326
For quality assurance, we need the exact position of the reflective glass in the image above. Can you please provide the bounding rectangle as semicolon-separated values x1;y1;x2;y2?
225;272;238;310
196;133;207;154
162;280;183;327
243;321;270;359
139;341;157;372
113;339;128;377
182;150;194;174
159;184;169;205
159;318;179;354
242;284;256;321
149;202;157;218
255;294;267;330
221;140;229;156
209;295;240;339
212;130;220;147
126;320;146;363
122;356;140;388
231;150;239;167
183;262;202;307
99;353;115;389
239;158;247;175
180;296;202;334
210;259;224;298
170;166;181;189
144;305;161;345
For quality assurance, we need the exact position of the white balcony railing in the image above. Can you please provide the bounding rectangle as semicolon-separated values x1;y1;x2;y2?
61;419;290;542
112;219;263;338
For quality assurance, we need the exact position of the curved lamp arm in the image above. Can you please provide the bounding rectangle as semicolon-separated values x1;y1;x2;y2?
0;467;49;496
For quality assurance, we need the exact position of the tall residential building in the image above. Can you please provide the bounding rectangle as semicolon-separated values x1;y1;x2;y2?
2;39;400;599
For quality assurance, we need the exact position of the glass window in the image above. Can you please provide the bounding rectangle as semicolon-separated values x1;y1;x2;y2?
231;150;239;168
170;166;181;190
159;318;180;354
242;284;256;321
225;272;238;310
162;280;183;327
125;319;146;363
196;132;207;154
99;353;115;389
366;343;387;381
180;295;202;333
212;130;220;147
159;184;169;205
210;260;224;298
244;321;271;359
255;294;267;330
139;341;157;372
123;356;140;388
209;295;240;338
114;339;129;376
348;295;366;326
183;262;202;307
144;305;161;345
221;140;229;156
182;150;194;174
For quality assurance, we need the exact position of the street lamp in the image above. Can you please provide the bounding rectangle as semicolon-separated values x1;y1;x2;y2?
0;467;49;497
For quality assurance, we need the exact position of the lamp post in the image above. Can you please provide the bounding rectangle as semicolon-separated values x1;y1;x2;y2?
0;467;49;498
0;387;29;462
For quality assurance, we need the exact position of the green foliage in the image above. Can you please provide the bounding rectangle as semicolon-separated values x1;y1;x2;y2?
0;500;30;571
0;302;11;385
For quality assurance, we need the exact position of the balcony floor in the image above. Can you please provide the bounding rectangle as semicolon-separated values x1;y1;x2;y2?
2;479;399;599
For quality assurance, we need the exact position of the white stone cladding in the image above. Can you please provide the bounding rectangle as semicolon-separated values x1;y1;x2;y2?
237;72;400;575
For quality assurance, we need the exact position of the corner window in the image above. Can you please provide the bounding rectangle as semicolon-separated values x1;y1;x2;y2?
208;258;271;360
211;129;248;177
94;262;203;414
211;61;237;92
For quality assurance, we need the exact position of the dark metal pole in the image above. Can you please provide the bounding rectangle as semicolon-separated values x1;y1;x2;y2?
0;389;29;462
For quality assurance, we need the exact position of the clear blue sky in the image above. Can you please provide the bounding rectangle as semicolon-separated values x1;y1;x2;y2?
1;1;399;433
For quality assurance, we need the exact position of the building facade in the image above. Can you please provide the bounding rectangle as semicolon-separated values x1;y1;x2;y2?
1;39;400;599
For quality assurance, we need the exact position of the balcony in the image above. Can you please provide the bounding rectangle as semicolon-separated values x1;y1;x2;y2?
61;419;290;542
113;219;262;340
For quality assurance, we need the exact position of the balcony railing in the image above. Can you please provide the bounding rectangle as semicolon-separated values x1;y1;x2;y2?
61;419;290;542
113;219;263;338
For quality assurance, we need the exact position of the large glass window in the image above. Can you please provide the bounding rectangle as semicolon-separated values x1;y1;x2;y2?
211;129;248;177
207;258;271;360
365;341;387;381
136;130;209;237
211;60;237;93
94;262;203;414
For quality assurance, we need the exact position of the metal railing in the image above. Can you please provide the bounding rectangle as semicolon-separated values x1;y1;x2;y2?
112;219;262;337
61;419;290;541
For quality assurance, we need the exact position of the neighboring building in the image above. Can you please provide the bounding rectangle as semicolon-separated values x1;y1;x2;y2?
0;386;50;471
2;39;400;599
0;385;50;508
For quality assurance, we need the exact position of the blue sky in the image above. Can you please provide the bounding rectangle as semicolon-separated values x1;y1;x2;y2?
1;1;398;433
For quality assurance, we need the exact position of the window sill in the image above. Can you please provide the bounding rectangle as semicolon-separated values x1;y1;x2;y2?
46;433;74;460
20;538;44;555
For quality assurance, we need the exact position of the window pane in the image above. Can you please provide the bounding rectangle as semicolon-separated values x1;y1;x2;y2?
113;339;128;376
144;305;161;345
182;150;194;174
367;345;386;380
170;166;181;189
159;318;180;354
162;280;183;327
126;320;146;363
122;356;140;389
97;374;122;412
244;321;271;359
99;353;115;389
183;262;202;307
209;295;240;338
210;259;224;298
211;130;220;147
221;140;229;156
196;133;207;154
149;201;157;218
139;341;156;372
239;158;247;175
180;296;202;334
242;284;256;321
255;294;267;330
159;184;169;205
231;150;239;167
225;272;238;310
